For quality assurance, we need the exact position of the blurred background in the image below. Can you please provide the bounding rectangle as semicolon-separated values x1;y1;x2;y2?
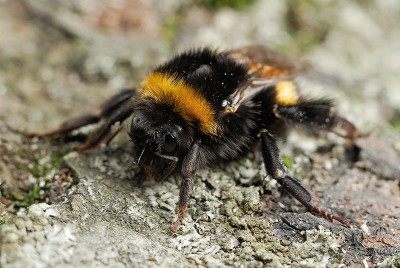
1;0;400;133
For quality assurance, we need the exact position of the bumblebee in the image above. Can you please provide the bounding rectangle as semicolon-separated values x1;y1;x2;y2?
23;46;358;233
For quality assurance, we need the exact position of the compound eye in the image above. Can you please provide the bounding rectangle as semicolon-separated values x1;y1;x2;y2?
163;133;177;153
221;99;229;108
132;114;142;125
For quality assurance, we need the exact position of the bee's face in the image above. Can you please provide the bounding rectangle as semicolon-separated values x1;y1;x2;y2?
128;105;193;180
130;111;181;155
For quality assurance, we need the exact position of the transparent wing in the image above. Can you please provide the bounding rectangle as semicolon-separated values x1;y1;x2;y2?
222;46;307;113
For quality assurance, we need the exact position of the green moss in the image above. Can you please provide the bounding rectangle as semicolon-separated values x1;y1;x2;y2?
282;154;293;169
392;121;400;133
15;201;29;208
51;155;62;169
5;185;43;208
0;218;5;225
30;164;42;178
0;144;67;211
28;186;41;203
9;191;24;201
283;0;331;53
162;15;181;50
29;152;63;178
200;0;258;9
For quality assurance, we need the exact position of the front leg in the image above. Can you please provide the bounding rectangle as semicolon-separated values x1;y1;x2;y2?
260;129;346;224
171;142;200;234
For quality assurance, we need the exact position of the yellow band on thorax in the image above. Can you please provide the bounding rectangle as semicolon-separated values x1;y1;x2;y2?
141;72;219;135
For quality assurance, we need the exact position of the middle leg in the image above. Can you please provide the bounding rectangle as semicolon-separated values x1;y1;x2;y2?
21;89;136;139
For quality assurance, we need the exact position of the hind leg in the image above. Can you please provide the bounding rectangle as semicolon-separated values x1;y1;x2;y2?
20;89;136;152
259;129;345;224
274;99;358;140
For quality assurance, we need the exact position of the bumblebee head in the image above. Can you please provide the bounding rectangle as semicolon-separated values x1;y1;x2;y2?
128;101;193;181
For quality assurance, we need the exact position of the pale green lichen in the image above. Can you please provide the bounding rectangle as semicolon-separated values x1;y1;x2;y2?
379;253;400;268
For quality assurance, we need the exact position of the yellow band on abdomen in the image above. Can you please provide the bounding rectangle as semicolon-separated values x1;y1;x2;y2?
275;81;299;106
